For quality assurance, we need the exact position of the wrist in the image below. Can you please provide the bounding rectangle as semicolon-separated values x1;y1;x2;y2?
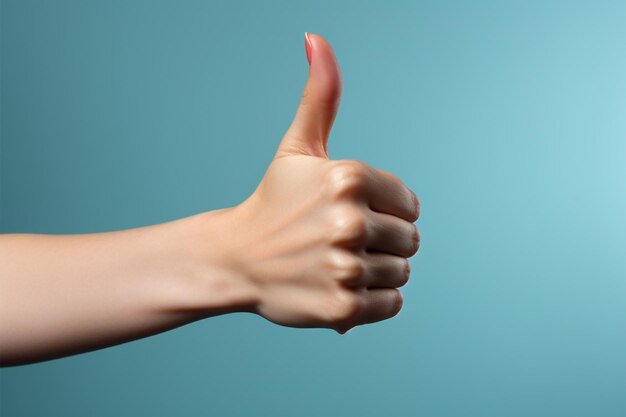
161;206;260;317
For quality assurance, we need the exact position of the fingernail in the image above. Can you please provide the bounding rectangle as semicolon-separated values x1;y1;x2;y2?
304;32;312;65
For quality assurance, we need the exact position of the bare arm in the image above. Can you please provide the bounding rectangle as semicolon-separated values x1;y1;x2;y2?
0;210;254;365
0;33;420;366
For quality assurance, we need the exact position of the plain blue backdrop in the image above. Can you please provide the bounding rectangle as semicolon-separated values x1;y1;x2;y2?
1;1;625;416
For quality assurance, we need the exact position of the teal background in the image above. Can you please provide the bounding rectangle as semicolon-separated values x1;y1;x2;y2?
1;1;625;416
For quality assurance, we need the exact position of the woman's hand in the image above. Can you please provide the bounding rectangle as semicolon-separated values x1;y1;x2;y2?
0;33;419;366
217;34;420;333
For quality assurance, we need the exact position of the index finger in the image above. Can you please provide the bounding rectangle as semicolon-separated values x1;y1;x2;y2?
363;165;419;222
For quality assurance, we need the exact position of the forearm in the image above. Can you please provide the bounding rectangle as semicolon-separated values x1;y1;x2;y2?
0;208;257;366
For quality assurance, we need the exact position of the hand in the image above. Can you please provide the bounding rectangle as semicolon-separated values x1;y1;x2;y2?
0;33;420;366
224;34;420;333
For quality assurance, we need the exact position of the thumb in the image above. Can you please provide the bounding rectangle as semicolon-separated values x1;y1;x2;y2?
275;33;343;159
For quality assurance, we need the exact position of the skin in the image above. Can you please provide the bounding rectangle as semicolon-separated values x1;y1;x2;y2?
0;34;420;367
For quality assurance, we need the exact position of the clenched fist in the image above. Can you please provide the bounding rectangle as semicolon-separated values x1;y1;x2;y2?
0;33;421;365
219;34;420;333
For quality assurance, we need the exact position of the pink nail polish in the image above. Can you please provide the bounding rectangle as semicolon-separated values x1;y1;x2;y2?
304;32;312;65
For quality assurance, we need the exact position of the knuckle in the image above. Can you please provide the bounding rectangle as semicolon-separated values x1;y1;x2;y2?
390;290;404;317
409;191;420;222
413;193;421;220
324;161;368;200
380;169;404;187
331;205;368;247
324;290;362;324
409;225;420;256
329;250;364;285
379;170;420;222
398;259;411;287
404;188;420;223
407;225;420;257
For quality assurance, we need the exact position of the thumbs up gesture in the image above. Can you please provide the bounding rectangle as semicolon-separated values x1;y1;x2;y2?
226;34;420;333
